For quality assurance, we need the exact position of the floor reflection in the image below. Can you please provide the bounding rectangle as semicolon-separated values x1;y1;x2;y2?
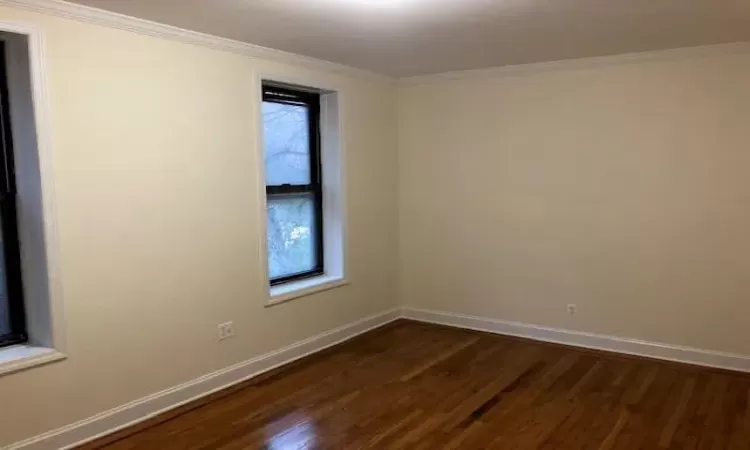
264;414;318;450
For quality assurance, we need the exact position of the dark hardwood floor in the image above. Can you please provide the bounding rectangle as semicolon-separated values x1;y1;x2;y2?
81;320;750;449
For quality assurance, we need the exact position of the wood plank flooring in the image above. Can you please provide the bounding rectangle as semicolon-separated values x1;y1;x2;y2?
81;320;750;449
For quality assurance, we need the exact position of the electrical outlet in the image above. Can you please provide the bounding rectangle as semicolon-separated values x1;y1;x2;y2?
218;322;235;340
567;304;577;315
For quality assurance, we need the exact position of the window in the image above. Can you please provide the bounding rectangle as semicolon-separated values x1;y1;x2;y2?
0;41;26;348
259;80;346;305
263;84;324;286
0;28;66;375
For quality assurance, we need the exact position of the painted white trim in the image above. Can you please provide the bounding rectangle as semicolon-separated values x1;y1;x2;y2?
7;307;400;450
268;276;348;307
0;21;67;356
402;307;750;374
400;41;750;85
0;0;391;82
250;70;271;304
0;345;65;377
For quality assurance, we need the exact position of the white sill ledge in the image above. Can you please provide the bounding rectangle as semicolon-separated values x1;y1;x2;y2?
0;344;66;377
267;275;348;307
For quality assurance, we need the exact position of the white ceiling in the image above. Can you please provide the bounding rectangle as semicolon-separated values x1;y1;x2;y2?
68;0;750;77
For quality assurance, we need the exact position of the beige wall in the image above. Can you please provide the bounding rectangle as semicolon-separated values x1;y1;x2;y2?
0;7;398;447
4;2;750;446
399;51;750;356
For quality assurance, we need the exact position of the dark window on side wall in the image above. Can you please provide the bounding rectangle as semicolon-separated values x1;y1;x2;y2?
262;84;324;285
0;41;27;347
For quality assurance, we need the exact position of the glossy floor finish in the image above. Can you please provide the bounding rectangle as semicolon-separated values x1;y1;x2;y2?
82;320;750;449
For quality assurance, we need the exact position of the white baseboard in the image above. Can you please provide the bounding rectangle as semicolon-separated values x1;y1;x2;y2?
11;306;750;449
8;307;400;450
402;307;750;374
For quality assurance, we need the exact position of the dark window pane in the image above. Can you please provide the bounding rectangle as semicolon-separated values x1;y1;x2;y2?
267;195;317;279
0;42;24;346
0;213;10;336
263;101;311;185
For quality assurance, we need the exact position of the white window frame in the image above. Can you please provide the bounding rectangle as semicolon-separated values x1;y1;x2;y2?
253;73;348;306
0;23;67;376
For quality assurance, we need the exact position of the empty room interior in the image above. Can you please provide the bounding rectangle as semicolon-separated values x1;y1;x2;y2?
2;0;750;448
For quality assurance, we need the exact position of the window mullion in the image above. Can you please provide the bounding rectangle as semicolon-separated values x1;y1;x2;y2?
266;184;314;196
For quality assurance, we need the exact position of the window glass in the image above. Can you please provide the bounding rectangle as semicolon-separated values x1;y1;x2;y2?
263;102;311;185
266;195;317;279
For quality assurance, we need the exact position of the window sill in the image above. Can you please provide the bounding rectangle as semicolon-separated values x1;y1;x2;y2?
0;344;66;377
267;275;348;307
